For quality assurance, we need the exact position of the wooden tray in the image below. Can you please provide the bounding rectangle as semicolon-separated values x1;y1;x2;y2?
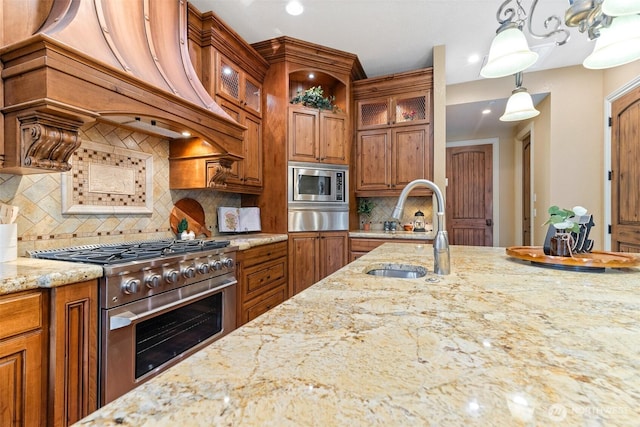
170;198;211;238
506;246;640;271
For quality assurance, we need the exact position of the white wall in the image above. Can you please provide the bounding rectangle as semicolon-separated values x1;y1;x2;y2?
447;61;640;248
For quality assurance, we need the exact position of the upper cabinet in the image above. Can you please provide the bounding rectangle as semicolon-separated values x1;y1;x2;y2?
353;68;434;197
287;70;350;165
357;92;430;129
184;6;269;194
216;53;263;118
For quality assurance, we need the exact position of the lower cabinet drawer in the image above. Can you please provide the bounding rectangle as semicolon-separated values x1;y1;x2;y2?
244;259;286;300
0;291;43;340
243;285;287;324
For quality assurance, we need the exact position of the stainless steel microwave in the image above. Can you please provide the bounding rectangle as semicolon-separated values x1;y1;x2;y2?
288;162;348;204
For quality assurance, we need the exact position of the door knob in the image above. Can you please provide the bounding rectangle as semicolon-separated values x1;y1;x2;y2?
486;219;493;226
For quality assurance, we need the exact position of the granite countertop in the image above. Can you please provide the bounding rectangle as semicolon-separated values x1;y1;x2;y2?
349;230;435;240
0;258;104;296
0;233;288;296
75;244;640;426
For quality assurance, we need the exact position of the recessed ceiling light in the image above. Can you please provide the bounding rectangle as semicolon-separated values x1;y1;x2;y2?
181;131;191;137
482;109;491;115
468;54;481;64
308;73;315;79
286;0;303;16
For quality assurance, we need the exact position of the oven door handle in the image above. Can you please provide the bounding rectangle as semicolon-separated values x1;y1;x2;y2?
109;278;237;331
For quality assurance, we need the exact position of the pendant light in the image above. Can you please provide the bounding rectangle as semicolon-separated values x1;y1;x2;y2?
602;0;640;16
583;14;640;69
500;73;540;122
480;24;539;78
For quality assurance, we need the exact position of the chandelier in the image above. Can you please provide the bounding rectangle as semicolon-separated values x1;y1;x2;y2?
481;0;640;121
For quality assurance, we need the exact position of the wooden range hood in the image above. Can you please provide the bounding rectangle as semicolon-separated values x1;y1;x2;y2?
0;0;244;174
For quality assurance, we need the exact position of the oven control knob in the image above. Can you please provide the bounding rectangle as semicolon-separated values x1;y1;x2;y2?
145;274;161;289
165;269;180;284
197;263;210;274
210;260;222;270
222;258;235;269
121;279;140;295
183;265;197;279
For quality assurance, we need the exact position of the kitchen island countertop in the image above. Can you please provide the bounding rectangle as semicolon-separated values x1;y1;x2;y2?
75;244;640;426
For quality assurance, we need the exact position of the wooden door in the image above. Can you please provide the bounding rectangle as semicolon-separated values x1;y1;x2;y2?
356;129;390;191
319;111;347;164
611;85;640;252
288;232;319;296
243;113;263;187
522;135;531;245
50;280;98;426
288;106;319;162
392;125;432;188
320;231;348;278
446;144;493;246
0;332;44;427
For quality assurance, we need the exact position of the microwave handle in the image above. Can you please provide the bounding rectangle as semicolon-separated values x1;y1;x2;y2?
109;278;236;331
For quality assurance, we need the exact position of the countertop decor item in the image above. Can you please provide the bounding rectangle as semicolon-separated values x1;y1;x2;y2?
506;246;640;272
357;198;374;230
290;86;337;111
170;198;211;238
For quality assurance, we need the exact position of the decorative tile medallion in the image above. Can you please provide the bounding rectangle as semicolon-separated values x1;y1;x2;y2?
61;140;153;214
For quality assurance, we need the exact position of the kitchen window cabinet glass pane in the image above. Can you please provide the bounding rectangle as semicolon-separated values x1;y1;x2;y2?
360;101;388;127
395;95;426;124
244;79;261;113
220;60;240;99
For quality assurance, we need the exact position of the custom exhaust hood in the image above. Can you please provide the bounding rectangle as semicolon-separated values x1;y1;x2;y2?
0;0;244;174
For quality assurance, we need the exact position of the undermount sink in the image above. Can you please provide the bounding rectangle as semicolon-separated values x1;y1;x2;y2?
364;263;428;279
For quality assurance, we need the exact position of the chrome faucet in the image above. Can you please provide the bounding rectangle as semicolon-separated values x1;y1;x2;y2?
391;179;450;275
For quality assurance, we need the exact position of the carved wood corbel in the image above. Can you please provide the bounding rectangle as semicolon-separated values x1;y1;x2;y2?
207;158;235;189
20;113;83;172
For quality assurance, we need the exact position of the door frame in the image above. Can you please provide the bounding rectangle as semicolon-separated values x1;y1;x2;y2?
604;75;640;251
514;124;534;245
445;138;499;245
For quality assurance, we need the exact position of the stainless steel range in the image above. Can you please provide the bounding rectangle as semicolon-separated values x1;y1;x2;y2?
30;238;237;406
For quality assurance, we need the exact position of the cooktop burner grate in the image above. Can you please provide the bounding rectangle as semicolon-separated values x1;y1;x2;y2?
29;238;231;265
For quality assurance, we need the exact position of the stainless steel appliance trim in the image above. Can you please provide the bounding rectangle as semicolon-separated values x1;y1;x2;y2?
288;161;349;204
109;275;237;330
100;273;237;406
288;205;349;232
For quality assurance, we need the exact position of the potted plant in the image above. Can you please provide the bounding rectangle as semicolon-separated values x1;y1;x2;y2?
543;205;586;256
357;198;375;231
290;86;337;111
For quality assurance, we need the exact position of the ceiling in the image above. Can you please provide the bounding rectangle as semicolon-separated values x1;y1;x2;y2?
188;0;599;140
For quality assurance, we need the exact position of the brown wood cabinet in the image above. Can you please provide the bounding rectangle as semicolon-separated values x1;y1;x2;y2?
0;279;98;427
288;105;348;164
236;241;288;326
185;8;269;194
49;280;98;427
289;231;348;296
250;37;365;234
349;237;433;261
218;98;263;191
356;125;432;195
353;68;434;197
216;53;263;118
0;291;45;427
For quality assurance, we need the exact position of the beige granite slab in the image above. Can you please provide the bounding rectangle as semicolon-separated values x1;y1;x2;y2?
0;258;103;295
350;230;435;240
75;244;640;426
224;233;288;250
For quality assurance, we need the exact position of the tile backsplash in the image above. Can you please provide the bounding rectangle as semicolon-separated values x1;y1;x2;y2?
0;121;240;256
358;196;434;231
